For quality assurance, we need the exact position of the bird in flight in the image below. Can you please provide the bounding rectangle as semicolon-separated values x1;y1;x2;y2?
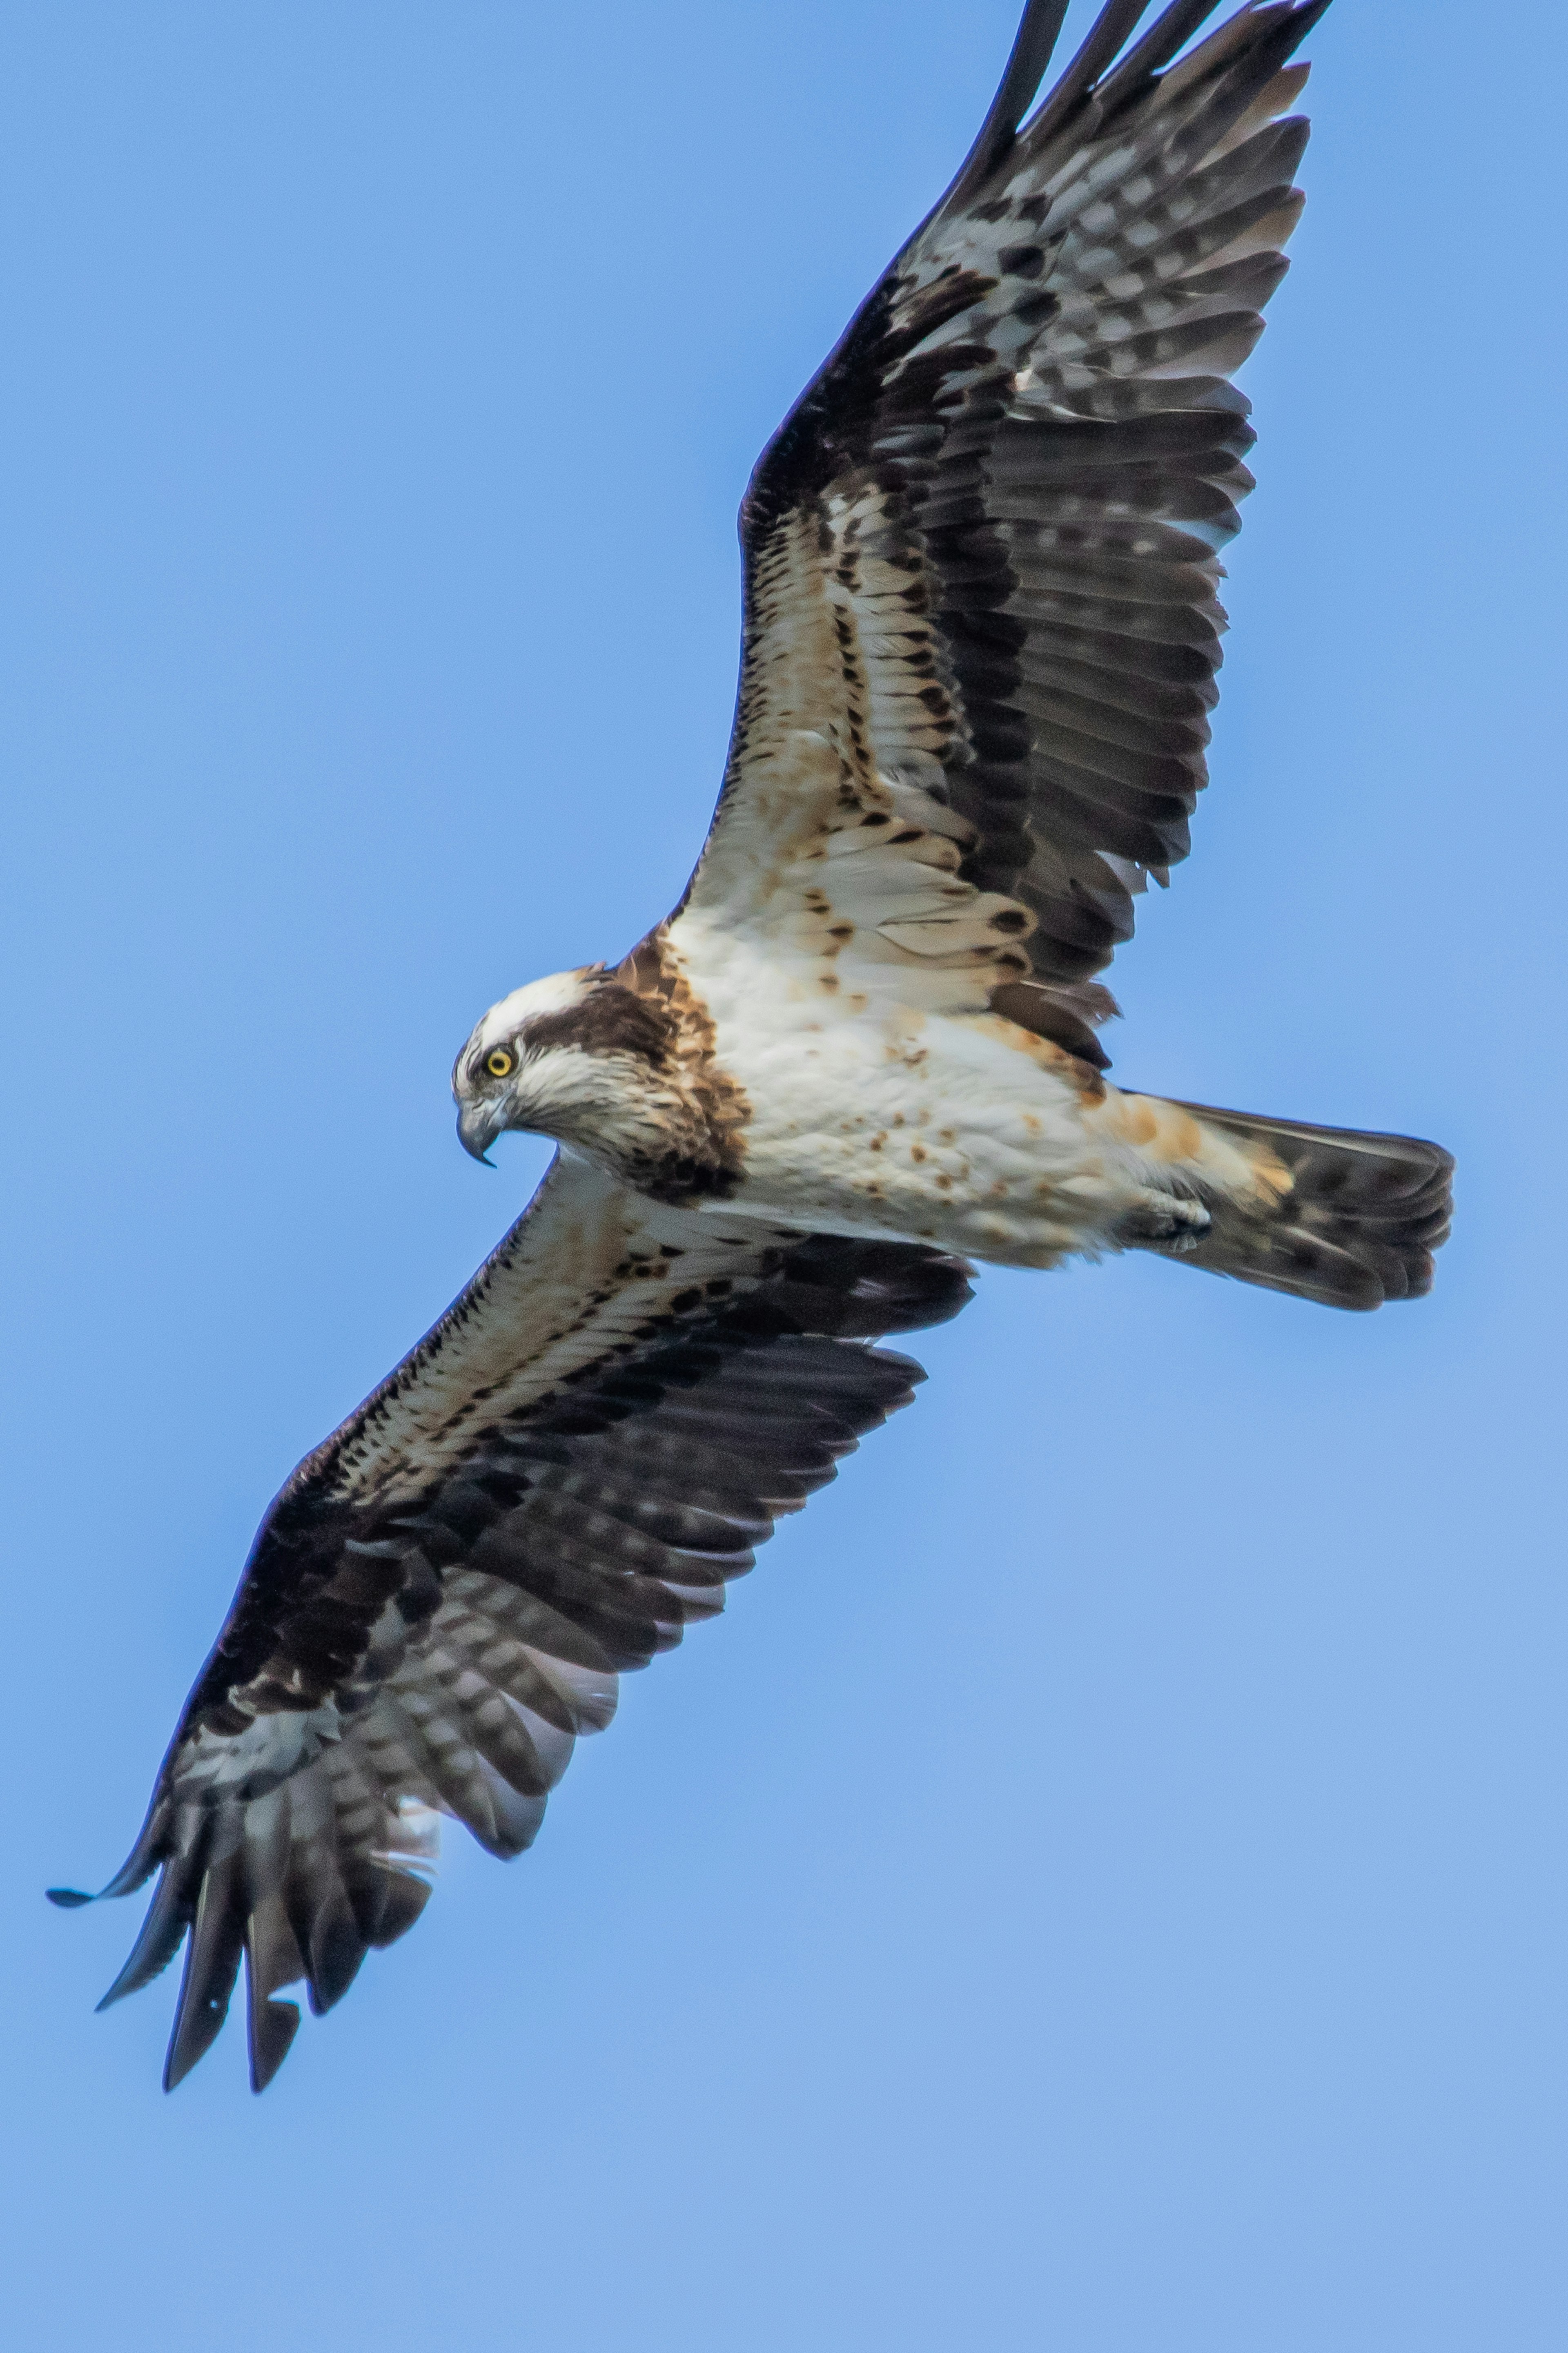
53;0;1451;2093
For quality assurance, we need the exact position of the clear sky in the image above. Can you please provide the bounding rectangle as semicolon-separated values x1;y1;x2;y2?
3;3;1564;2346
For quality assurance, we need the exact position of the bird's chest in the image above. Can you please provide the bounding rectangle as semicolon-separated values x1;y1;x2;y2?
698;985;1103;1252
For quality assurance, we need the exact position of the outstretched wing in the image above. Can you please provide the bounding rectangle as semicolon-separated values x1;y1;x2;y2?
53;1155;969;2091
675;0;1327;1058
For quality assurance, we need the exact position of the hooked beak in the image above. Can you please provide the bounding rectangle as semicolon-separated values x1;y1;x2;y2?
457;1098;503;1167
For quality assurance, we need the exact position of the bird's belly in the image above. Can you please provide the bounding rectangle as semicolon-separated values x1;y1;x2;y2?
705;1006;1133;1268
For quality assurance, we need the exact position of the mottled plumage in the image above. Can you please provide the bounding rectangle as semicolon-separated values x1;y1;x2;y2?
54;0;1452;2092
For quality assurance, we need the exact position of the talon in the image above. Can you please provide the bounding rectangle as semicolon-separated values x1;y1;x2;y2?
1116;1195;1212;1248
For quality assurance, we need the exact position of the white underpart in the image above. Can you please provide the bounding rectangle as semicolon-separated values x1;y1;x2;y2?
648;470;1283;1267
674;756;1223;1266
714;988;1109;1261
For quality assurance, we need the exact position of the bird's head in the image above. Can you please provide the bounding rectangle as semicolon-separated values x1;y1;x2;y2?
452;964;682;1170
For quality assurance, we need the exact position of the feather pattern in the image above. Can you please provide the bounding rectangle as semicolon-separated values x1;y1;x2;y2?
677;0;1330;1004
56;1156;969;2089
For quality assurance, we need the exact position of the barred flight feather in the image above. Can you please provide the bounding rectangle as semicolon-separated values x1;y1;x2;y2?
680;3;1329;1016
58;1156;969;2089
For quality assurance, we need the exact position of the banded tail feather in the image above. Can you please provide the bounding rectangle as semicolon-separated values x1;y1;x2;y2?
1149;1103;1454;1310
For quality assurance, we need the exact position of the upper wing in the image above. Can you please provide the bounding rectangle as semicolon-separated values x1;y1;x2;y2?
675;0;1327;1055
53;1154;969;2091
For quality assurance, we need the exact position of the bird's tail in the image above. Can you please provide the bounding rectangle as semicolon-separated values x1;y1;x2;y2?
1127;1098;1454;1310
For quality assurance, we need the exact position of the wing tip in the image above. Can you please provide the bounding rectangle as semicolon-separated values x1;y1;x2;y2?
956;1;1076;190
247;1991;303;2095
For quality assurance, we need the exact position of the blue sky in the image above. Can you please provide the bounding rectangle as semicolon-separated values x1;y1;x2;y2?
2;3;1564;2346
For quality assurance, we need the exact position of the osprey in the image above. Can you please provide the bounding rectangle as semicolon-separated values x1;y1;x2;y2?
53;0;1451;2093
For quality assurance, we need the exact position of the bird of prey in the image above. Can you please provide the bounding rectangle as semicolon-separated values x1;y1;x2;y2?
52;0;1451;2093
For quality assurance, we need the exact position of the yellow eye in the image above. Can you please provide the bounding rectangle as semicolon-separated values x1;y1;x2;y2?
484;1047;514;1079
